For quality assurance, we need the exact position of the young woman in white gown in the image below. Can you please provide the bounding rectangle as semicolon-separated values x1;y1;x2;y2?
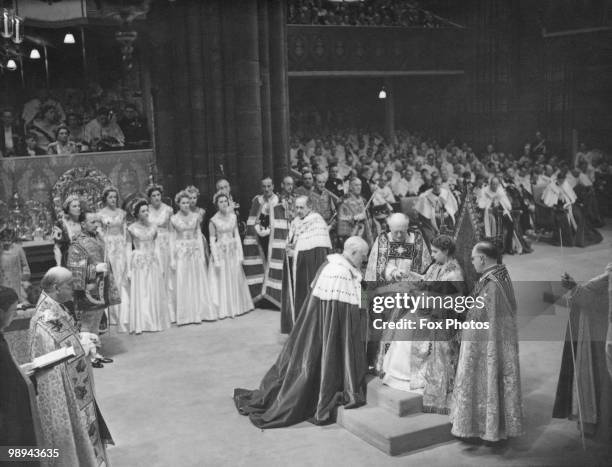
208;192;254;319
124;200;170;334
170;191;215;323
185;185;209;258
147;185;175;321
98;187;129;326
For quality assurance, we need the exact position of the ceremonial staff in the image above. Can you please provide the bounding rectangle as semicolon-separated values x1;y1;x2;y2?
560;228;586;451
284;248;296;325
607;267;612;381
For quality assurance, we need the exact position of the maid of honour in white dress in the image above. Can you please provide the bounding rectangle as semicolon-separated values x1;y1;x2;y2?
208;192;254;319
147;185;176;321
170;191;215;324
98;187;129;326
124;201;170;334
185;185;210;263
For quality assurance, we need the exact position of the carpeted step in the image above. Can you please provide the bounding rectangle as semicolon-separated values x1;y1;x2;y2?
366;378;423;417
337;406;453;456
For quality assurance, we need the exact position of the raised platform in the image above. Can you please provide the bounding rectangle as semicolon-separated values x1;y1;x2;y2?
337;377;453;456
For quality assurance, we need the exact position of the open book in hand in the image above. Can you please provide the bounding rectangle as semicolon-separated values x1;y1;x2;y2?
30;346;76;371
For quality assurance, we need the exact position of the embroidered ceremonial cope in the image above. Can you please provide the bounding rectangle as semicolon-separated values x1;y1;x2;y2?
337;194;373;246
364;229;431;284
67;233;120;312
553;272;612;441
310;189;338;224
30;292;113;467
451;264;523;442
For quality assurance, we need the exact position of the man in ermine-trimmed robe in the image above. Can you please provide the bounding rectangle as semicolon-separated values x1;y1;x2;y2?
234;237;370;428
415;175;458;248
281;196;332;334
477;177;517;254
242;177;288;307
541;170;602;248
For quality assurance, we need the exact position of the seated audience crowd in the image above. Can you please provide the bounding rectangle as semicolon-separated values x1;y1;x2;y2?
288;127;610;253
0;84;150;157
288;0;447;27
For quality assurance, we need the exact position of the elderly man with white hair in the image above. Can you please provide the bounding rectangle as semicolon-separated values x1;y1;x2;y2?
281;195;332;334
235;236;370;428
365;212;431;284
29;267;113;467
365;212;432;374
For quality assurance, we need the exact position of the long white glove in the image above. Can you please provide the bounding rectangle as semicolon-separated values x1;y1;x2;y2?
79;332;100;357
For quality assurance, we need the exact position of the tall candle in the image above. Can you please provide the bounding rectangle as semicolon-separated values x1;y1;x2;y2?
1;9;11;39
12;16;22;43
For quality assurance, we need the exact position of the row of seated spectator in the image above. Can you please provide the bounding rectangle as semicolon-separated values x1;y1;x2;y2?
289;127;612;222
0;87;150;158
288;0;448;27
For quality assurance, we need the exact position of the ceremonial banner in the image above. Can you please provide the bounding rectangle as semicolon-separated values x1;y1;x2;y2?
242;199;289;308
262;203;289;307
242;196;266;301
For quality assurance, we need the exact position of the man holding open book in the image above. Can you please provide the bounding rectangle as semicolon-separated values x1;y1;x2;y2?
29;267;113;467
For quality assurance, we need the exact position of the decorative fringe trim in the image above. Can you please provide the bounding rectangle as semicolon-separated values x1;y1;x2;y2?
422;405;451;415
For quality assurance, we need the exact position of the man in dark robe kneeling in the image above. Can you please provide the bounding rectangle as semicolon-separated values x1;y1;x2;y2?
234;236;370;428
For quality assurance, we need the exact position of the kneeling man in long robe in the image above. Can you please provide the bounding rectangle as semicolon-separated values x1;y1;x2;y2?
281;196;332;334
234;237;369;428
451;242;523;442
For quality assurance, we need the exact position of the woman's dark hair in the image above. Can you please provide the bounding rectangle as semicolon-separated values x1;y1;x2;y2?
54;124;70;139
431;234;456;256
102;186;119;205
132;199;149;218
0;228;16;243
0;286;18;313
147;185;163;198
213;192;229;207
62;195;81;215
